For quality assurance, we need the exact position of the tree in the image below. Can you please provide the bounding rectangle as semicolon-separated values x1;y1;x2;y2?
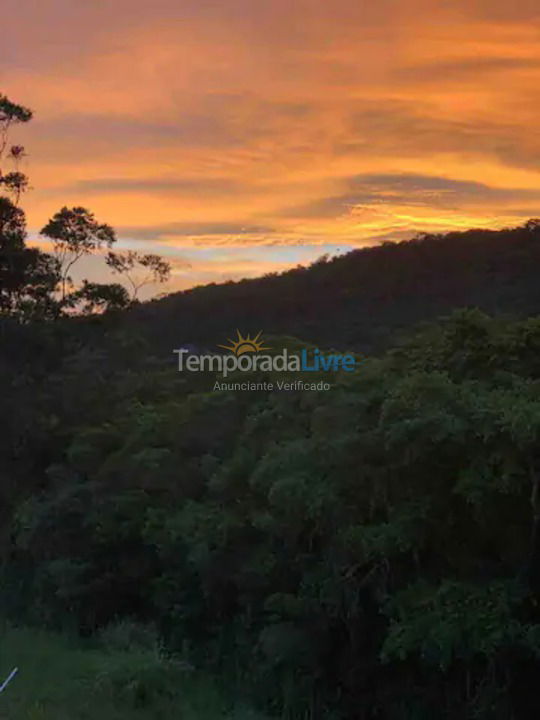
525;218;540;233
0;95;32;205
1;146;30;204
0;171;30;205
0;196;60;318
0;95;32;162
106;250;171;300
0;96;58;318
66;280;130;315
0;92;173;321
40;207;116;302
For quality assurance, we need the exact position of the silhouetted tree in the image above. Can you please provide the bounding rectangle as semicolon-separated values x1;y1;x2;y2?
0;197;60;318
106;250;171;300
0;93;176;318
0;94;32;204
66;280;130;315
40;207;116;302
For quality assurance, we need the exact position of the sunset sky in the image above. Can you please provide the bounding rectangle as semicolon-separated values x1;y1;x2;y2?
3;0;540;295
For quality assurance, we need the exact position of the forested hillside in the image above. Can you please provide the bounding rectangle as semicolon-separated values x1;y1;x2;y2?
131;220;540;353
6;83;540;720
5;306;540;718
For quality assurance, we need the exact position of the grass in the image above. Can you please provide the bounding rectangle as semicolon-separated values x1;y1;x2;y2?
0;624;264;720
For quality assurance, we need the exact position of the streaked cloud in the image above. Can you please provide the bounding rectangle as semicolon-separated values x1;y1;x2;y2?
281;174;540;219
3;0;540;289
118;222;276;242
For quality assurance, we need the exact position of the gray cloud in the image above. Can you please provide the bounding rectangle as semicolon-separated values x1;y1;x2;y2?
32;112;246;155
67;176;244;196
397;57;540;82
118;221;276;241
334;99;540;172
464;0;540;20
30;94;315;164
279;173;540;219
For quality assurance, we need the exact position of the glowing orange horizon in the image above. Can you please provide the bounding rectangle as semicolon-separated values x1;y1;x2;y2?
4;0;540;295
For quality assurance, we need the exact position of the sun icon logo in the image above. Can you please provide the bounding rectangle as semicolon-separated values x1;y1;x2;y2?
218;330;271;356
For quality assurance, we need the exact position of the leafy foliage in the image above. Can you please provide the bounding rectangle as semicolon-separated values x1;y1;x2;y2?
5;88;540;718
0;92;171;318
129;220;540;356
3;310;540;717
106;250;172;300
40;206;116;301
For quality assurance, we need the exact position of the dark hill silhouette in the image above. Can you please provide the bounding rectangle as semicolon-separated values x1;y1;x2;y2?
125;220;540;354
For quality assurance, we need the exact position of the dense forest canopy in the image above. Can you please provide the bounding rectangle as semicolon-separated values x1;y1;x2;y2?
5;308;540;718
4;90;540;718
131;219;540;354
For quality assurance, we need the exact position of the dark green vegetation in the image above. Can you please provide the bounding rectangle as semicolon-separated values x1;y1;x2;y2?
5;90;540;717
5;306;540;718
133;218;540;354
0;624;264;719
0;92;171;321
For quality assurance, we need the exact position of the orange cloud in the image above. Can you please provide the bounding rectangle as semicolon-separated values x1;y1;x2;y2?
3;0;540;290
